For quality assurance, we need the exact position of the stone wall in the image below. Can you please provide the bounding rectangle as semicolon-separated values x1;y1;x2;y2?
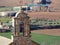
9;40;40;45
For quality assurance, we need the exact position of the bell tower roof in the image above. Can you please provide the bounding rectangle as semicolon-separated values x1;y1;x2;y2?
15;10;30;18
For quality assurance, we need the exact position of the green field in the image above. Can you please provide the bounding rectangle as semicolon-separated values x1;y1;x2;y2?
0;32;11;39
31;33;60;45
0;32;60;45
0;17;11;22
0;7;13;11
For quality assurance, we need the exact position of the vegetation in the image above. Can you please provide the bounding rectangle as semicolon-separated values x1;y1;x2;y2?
0;17;12;22
0;17;60;26
0;7;13;11
0;32;11;39
31;33;60;45
30;19;60;26
0;32;60;45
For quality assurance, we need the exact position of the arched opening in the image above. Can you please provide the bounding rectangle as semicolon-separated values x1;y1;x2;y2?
20;21;24;36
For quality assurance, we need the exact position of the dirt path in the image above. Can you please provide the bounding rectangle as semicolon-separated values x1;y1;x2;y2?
0;36;11;45
32;29;60;36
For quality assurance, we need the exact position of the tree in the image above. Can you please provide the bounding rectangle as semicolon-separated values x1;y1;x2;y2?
41;0;46;4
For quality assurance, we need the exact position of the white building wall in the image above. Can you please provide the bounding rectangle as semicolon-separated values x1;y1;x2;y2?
0;12;8;16
0;25;3;28
12;18;15;27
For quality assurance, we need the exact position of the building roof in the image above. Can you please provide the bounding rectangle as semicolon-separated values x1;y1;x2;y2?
15;10;29;18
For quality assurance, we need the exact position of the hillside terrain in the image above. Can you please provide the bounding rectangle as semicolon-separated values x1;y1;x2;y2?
0;0;60;7
49;0;60;11
28;12;60;20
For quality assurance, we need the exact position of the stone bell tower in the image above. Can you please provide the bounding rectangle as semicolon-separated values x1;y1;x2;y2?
10;10;31;45
10;10;39;45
